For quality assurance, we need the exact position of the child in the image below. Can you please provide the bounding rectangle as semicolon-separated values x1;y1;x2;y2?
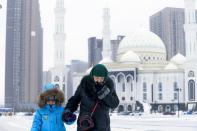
31;83;67;131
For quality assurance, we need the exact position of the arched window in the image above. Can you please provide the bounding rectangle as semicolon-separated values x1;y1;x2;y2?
117;74;125;92
158;93;162;100
158;82;162;92
126;76;132;83
174;93;178;100
173;82;178;100
127;76;133;92
158;105;163;113
143;82;147;100
173;82;178;91
131;83;133;92
122;83;125;92
128;105;132;112
165;105;171;112
143;82;147;92
110;77;116;90
143;93;147;100
188;80;195;101
118;105;124;112
122;97;125;101
117;74;124;83
130;97;133;101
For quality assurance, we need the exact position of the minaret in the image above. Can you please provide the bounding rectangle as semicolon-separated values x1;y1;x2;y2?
50;0;67;96
54;0;65;67
102;7;111;58
184;0;197;104
184;0;197;59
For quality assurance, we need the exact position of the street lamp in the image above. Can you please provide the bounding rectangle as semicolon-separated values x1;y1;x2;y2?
175;88;181;118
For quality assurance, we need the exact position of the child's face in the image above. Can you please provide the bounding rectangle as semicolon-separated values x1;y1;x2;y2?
46;96;56;105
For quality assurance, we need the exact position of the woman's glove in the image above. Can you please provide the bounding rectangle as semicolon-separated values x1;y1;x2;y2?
95;82;103;92
62;109;72;122
97;85;110;99
62;109;76;125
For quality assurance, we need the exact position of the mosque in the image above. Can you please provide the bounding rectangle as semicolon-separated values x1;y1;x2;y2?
102;29;186;113
95;0;197;113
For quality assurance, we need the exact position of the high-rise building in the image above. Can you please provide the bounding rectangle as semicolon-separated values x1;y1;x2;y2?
150;7;187;60
88;37;103;67
67;60;88;99
111;35;125;61
70;60;88;74
5;0;43;111
88;36;124;67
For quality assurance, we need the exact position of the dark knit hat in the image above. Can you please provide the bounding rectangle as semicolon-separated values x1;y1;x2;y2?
90;64;108;78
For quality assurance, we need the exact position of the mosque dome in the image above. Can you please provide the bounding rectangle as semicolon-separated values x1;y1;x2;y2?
120;51;141;63
118;29;166;64
170;53;186;65
119;29;166;54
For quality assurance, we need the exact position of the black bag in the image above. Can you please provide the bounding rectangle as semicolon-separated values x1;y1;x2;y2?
78;102;99;131
78;113;94;131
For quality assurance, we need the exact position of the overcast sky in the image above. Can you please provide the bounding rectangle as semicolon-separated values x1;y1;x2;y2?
0;0;187;105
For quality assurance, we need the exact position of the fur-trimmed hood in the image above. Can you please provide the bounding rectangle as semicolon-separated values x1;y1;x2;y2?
38;88;65;108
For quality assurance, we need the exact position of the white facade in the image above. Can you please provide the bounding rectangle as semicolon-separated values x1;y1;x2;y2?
50;67;67;89
72;73;84;95
137;71;184;104
184;0;197;105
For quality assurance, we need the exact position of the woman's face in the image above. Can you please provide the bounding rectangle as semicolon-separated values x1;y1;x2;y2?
93;76;104;83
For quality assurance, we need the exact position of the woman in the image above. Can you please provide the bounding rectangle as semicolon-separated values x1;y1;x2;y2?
62;64;119;131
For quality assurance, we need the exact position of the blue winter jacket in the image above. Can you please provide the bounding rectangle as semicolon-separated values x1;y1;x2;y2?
30;105;66;131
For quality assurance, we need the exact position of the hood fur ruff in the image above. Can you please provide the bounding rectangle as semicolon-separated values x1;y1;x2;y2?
38;88;65;108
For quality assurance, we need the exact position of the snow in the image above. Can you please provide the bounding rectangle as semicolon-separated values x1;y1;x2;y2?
0;114;197;131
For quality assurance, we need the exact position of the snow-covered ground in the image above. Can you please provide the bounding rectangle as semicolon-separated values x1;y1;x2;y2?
0;113;197;131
